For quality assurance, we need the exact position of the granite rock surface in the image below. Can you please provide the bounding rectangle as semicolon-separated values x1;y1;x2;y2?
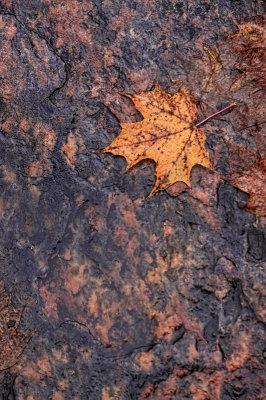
0;1;265;399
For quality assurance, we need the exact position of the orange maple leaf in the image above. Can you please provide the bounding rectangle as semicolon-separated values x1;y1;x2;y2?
99;83;214;197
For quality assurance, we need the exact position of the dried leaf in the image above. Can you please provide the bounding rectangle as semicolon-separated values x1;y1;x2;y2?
201;44;223;92
225;141;266;216
203;44;223;74
0;281;31;370
228;16;266;90
186;15;265;132
100;83;213;197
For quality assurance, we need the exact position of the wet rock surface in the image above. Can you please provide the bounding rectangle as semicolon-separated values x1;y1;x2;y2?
0;1;265;399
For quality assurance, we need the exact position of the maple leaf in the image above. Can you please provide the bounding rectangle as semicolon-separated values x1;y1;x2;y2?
225;140;266;216
99;83;214;197
0;280;31;370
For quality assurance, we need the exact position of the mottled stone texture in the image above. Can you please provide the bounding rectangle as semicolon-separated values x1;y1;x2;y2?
0;1;265;399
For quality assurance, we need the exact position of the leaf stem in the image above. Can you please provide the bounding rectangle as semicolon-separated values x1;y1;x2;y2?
196;103;236;127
